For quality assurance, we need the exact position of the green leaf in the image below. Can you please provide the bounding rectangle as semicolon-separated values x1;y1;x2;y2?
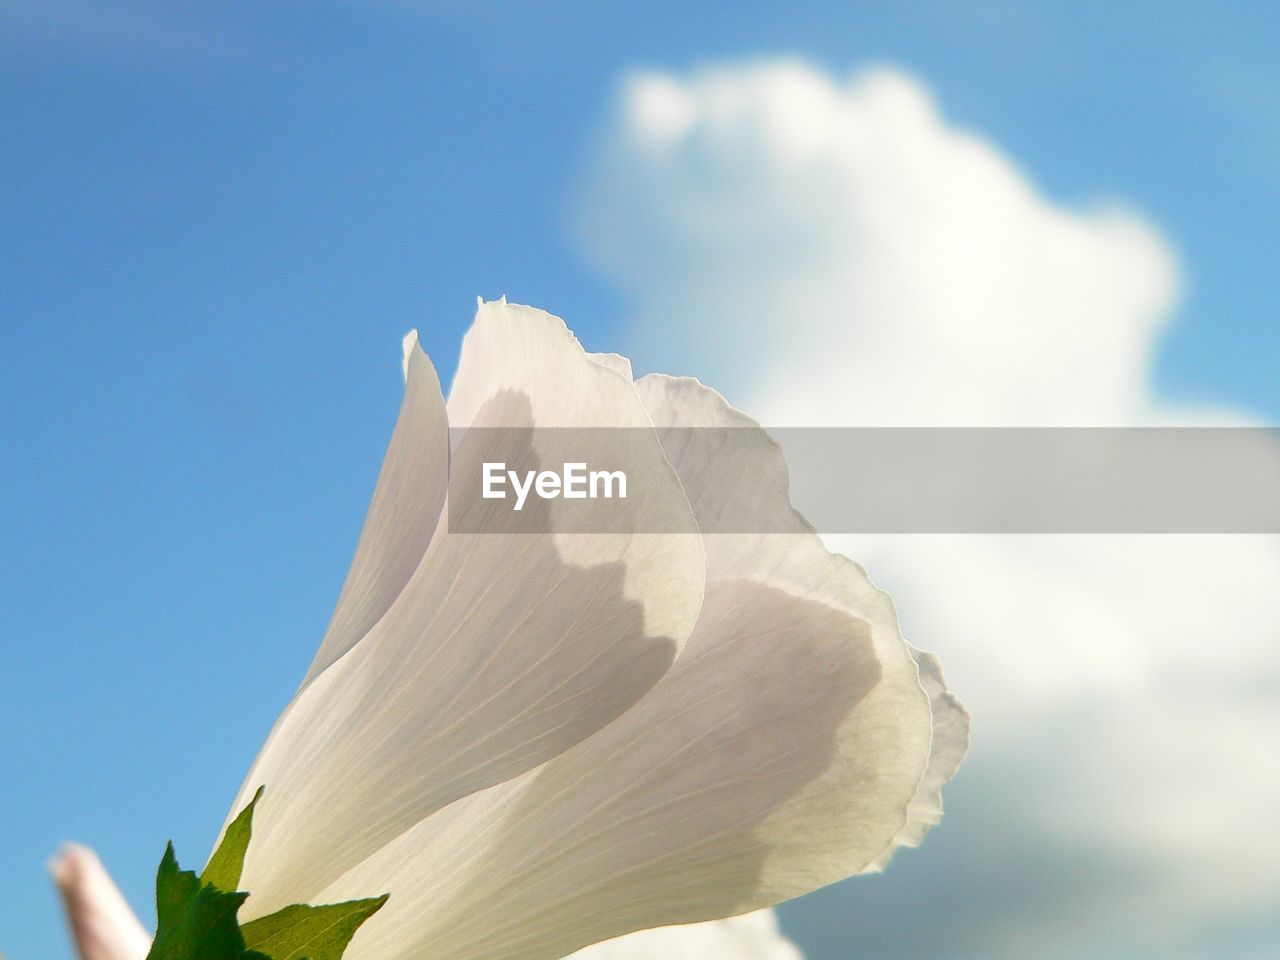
142;786;386;960
240;897;389;960
146;842;269;960
201;785;264;893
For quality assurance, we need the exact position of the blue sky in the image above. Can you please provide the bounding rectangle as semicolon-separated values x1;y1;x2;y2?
3;3;1279;959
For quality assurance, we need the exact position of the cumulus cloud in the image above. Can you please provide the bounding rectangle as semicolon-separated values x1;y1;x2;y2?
577;60;1280;959
579;61;1184;427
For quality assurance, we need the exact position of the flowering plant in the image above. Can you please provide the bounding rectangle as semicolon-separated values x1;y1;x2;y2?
54;301;966;960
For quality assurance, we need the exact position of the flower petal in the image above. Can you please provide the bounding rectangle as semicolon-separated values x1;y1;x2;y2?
867;646;970;870
585;351;634;381
50;845;151;960
318;576;905;960
313;372;958;960
565;911;803;960
302;331;450;686
229;302;705;916
636;374;966;871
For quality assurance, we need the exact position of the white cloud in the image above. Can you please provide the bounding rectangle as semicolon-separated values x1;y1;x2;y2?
580;61;1183;427
578;60;1280;959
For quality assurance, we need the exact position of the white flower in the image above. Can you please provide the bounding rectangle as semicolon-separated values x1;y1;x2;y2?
54;300;966;960
50;846;152;960
567;910;803;960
